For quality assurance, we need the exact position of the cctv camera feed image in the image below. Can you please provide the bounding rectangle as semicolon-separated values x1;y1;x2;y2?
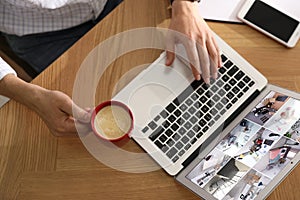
186;91;300;200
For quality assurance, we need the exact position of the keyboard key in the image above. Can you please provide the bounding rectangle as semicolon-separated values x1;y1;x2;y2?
183;112;191;120
224;84;232;91
194;101;201;109
212;94;220;102
224;60;233;69
210;85;218;92
166;103;176;113
199;119;207;127
184;144;191;151
218;89;226;97
243;76;251;83
210;108;218;116
178;127;187;135
216;79;225;87
167;147;178;159
185;98;193;106
162;120;170;128
188;107;196;115
171;123;179;131
221;97;229;105
232;97;238;104
155;140;164;149
168;115;176;123
237;81;246;89
243;86;249;93
175;141;184;150
142;126;149;133
162;145;169;153
209;120;215;127
234;71;245;80
184;121;192;130
172;156;179;163
226;92;234;99
192;124;201;133
167;139;175;147
179;104;188;112
219;67;226;74
205;91;213;98
227;65;239;76
196;87;204;95
221;54;228;63
237;92;244;98
214;114;221;121
178;150;185;156
220;109;226;115
201;105;209;113
222;74;229;82
181;136;189;144
200;96;208;104
229;79;237;86
203;126;209;133
207;100;215;107
216;102;223;110
154;115;161;122
187;130;195;138
191;80;203;90
176;117;185;126
173;133;181;141
191;93;199;101
159;135;167;143
165;129;173;137
226;103;232;109
232;86;240;94
172;155;179;163
174;109;181;117
196;132;203;139
148;121;158;130
190;116;197;124
191;137;197;144
173;98;180;106
204;113;212;121
160;110;169;118
195;111;203;118
149;126;164;141
249;81;255;87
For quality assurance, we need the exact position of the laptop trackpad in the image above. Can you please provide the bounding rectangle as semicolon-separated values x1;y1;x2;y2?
129;59;192;127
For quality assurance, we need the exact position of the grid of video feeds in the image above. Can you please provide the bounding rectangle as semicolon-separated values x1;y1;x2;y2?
186;91;300;200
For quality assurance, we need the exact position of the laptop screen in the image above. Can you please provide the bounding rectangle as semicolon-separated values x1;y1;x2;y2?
185;90;300;199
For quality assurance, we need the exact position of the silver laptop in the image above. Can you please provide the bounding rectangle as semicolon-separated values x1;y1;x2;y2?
113;33;300;199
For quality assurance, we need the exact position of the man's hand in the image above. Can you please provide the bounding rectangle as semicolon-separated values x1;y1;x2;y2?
33;89;92;136
0;74;91;136
166;0;222;83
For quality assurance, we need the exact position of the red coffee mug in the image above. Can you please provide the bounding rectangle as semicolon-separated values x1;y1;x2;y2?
91;100;134;142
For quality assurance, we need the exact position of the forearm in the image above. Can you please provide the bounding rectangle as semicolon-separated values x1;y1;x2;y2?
0;74;46;111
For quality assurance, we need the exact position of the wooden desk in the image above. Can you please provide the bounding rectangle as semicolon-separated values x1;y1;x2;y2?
1;0;299;199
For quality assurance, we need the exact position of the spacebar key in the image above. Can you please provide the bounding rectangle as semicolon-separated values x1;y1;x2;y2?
149;126;164;141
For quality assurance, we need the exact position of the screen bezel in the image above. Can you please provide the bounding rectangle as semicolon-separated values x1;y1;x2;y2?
175;84;300;200
237;0;300;48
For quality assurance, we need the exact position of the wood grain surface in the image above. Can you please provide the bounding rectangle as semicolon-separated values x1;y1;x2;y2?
1;0;299;199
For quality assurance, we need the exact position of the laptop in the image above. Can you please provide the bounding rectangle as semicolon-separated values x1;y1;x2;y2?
113;33;300;200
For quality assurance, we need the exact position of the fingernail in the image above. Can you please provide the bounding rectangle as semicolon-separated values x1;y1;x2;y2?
196;75;201;81
213;73;218;79
204;78;210;84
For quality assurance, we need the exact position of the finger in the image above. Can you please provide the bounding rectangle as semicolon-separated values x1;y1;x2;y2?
184;40;201;80
58;96;90;123
211;36;222;68
206;37;219;79
165;32;176;66
196;42;210;84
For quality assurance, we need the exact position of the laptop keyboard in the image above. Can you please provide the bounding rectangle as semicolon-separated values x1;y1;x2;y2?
142;54;255;163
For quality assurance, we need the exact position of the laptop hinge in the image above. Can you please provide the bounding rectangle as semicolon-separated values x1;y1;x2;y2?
182;89;261;168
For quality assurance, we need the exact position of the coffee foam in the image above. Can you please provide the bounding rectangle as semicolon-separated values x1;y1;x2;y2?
94;105;132;140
